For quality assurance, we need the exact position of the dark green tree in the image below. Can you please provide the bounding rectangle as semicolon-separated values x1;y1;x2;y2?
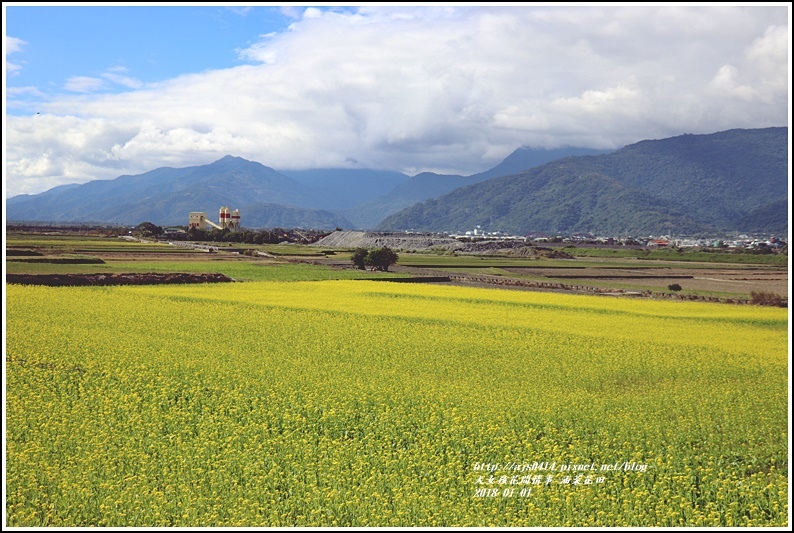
364;247;399;272
187;227;207;241
134;221;163;238
351;247;369;270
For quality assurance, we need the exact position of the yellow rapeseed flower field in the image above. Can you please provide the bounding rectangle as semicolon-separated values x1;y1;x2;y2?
5;280;788;526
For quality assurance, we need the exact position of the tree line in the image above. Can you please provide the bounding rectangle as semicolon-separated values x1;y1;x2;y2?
132;222;331;244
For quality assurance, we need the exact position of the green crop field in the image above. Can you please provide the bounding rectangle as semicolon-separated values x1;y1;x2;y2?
6;235;169;251
5;279;788;527
4;259;406;282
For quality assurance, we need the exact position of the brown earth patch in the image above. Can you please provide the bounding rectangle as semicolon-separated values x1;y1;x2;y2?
6;272;234;286
501;266;788;298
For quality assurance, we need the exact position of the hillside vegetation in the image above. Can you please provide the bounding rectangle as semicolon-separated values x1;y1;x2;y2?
379;127;788;235
6;148;609;230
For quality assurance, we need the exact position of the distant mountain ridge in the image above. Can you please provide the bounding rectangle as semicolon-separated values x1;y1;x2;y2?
7;147;612;229
6;128;787;233
7;156;330;228
344;146;611;228
278;169;411;210
240;203;352;230
378;127;788;235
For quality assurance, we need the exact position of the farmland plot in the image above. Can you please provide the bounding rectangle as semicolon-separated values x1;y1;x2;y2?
5;281;788;526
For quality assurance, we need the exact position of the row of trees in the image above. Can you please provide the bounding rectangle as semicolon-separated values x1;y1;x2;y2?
351;247;399;272
131;219;340;244
133;223;330;244
184;227;295;244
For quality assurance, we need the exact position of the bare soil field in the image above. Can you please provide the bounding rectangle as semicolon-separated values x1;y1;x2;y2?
307;256;787;304
6;272;234;286
93;252;254;262
503;266;789;298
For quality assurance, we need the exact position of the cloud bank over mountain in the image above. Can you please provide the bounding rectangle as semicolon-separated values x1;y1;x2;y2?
5;6;789;197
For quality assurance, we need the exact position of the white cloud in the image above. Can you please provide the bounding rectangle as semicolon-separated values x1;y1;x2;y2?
279;6;302;20
6;62;23;75
5;6;790;197
743;24;789;100
708;65;758;101
227;6;253;17
302;7;323;19
102;67;144;89
550;85;643;117
705;22;789;108
5;114;142;195
63;67;144;93
6;86;45;98
5;35;26;54
5;35;27;75
64;76;107;93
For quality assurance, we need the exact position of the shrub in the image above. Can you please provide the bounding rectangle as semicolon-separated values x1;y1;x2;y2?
667;283;683;292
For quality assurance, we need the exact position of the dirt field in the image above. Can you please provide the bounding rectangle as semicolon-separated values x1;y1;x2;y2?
502;266;789;298
6;272;235;286
309;256;788;303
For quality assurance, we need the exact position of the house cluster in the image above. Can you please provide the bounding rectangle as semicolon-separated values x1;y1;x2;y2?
441;228;787;251
666;235;786;251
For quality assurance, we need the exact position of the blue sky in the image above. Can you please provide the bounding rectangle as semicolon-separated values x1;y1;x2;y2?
5;5;308;102
3;4;791;197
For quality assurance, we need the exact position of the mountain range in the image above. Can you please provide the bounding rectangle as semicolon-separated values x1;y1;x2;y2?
6;127;788;235
380;127;789;235
6;146;608;230
342;146;609;228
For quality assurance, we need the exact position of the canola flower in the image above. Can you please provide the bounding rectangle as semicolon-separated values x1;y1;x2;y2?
5;281;788;526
